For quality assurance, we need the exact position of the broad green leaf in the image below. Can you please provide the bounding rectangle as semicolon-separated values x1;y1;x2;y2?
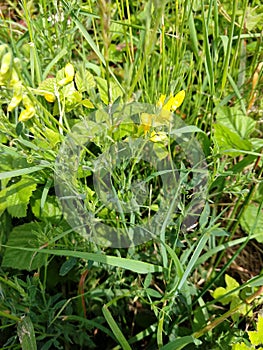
75;70;96;92
17;316;37;350
245;6;263;31
0;177;37;217
215;106;255;139
31;196;61;221
35;77;56;95
211;274;240;305
153;143;169;160
45;128;61;148
213;124;252;156
248;315;263;346
251;138;263;151
240;203;263;243
2;222;47;270
95;76;123;105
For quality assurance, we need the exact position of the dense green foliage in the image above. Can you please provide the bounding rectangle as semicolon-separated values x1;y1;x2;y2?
0;0;263;349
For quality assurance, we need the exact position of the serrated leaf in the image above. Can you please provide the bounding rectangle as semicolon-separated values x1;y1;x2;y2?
2;222;47;270
0;177;37;217
248;315;263;346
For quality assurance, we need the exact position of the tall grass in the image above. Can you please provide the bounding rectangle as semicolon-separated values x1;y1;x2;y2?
0;0;262;349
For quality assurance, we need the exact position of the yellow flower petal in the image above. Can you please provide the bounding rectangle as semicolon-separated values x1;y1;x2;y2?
157;94;166;108
7;82;23;111
150;131;168;143
44;92;56;102
65;63;74;80
141;112;155;134
8;95;22;112
58;63;74;86
164;90;185;111
18;106;36;122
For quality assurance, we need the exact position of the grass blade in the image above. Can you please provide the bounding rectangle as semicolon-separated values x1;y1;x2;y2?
2;246;163;274
102;305;132;350
17;316;37;350
0;165;50;180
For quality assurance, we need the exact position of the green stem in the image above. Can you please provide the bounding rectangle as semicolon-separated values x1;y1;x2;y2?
193;286;263;339
127;1;166;98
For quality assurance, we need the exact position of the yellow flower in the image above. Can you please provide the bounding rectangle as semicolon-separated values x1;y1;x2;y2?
140;90;185;135
149;131;168;143
58;63;75;86
44;92;56;102
7;82;23;112
157;90;185;111
18;95;36;122
18;105;36;122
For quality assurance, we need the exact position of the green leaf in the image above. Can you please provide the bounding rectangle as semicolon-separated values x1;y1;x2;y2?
153;142;169;160
146;288;162;298
215;106;256;139
95;76;123;105
44;128;61;148
240;203;263;243
232;343;251;350
0;177;37;217
0;164;49;180
75;70;96;92
81;99;94;109
160;335;202;350
31;196;62;221
248;315;263;346
2;246;163;274
35;77;56;95
102;305;132;350
59;257;77;276
213;124;252;156
211;274;240;305
2;222;47;270
17;316;37;350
